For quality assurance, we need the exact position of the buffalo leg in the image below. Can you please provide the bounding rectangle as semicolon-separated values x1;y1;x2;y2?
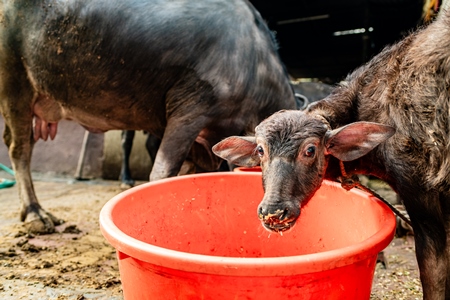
0;76;63;233
5;120;63;233
442;192;450;299
119;130;136;187
145;133;161;173
150;116;208;181
405;191;447;299
120;131;162;187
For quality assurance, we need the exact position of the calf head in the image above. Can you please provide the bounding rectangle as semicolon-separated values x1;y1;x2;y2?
212;110;395;233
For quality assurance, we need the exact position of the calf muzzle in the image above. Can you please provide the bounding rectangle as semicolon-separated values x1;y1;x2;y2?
257;203;300;233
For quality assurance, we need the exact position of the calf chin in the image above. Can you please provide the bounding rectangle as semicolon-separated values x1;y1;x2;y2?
260;218;297;234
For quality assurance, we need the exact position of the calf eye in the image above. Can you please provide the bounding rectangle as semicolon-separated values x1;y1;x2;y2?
256;145;264;157
304;145;316;157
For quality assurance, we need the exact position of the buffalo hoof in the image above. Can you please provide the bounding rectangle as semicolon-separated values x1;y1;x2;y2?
120;177;135;189
377;251;388;269
120;181;134;189
23;209;65;234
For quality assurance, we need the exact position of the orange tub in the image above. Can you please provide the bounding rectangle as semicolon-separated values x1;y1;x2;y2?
100;173;395;300
233;166;262;172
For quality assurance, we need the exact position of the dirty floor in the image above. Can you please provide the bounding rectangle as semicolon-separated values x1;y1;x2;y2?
0;173;421;299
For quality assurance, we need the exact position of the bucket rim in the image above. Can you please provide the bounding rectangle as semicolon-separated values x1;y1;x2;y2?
99;172;396;277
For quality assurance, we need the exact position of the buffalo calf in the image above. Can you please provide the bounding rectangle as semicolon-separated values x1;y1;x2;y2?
214;10;450;299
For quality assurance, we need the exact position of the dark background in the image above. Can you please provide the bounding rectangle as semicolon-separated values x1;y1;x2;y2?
250;0;424;82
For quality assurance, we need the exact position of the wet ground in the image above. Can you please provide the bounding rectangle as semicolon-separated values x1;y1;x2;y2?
0;172;421;299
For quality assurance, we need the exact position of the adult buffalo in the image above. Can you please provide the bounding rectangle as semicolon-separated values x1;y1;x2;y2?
0;0;296;233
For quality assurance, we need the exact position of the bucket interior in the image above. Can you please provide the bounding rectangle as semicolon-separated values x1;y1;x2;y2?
108;173;389;258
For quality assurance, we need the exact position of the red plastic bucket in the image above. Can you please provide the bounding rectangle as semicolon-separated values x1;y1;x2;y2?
233;166;262;172
100;173;395;299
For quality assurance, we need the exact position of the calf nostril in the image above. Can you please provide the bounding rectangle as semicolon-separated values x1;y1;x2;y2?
258;206;267;219
280;208;289;221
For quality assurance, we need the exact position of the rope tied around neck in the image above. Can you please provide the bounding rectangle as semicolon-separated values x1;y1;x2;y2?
338;161;412;228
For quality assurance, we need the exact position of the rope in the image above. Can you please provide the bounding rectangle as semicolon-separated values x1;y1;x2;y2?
0;163;15;189
0;163;15;176
339;161;412;227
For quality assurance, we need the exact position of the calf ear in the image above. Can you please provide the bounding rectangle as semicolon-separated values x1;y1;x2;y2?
212;136;260;167
325;122;395;161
